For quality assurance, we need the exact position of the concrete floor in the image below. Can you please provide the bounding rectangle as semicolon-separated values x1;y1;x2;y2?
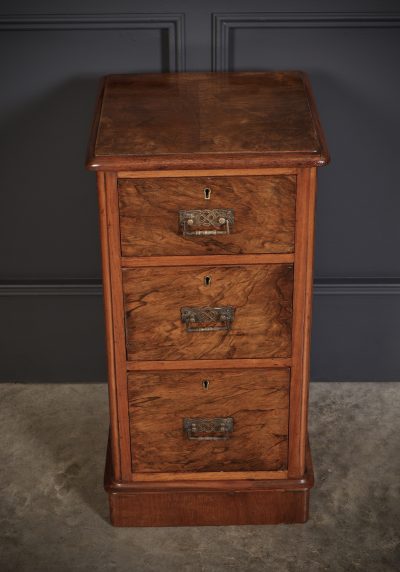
0;382;399;572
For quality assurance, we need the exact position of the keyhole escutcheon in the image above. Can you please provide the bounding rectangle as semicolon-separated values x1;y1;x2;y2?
204;275;212;287
204;187;211;200
202;380;210;390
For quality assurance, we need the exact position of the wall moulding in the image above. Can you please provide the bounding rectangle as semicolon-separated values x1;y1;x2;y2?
0;12;186;71
1;279;400;297
212;12;400;71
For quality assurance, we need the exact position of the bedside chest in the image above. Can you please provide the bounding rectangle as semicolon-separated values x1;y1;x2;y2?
86;72;329;526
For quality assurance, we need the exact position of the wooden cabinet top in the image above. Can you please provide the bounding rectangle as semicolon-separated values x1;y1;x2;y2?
87;71;329;171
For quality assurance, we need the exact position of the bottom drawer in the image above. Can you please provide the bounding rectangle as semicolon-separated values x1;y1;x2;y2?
128;368;289;473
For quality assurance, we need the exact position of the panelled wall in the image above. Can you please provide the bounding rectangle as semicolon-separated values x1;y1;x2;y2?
1;1;400;381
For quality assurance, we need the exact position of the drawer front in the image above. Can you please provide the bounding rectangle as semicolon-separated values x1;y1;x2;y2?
123;264;293;361
118;175;296;257
128;368;289;473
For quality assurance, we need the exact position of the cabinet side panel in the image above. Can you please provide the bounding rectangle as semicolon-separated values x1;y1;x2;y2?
97;171;121;479
288;168;316;477
104;172;132;480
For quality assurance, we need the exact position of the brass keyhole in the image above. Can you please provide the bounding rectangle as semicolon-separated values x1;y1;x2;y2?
204;275;212;287
204;187;211;200
202;380;210;390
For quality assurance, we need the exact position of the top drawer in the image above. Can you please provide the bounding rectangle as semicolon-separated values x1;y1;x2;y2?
118;175;296;257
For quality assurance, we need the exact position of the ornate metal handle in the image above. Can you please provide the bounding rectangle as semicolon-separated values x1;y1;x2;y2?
179;208;234;237
183;417;234;440
180;306;235;332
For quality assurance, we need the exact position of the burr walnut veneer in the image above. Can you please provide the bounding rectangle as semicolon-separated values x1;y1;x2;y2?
86;72;329;527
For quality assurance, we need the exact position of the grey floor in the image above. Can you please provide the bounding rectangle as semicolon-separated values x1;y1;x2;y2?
0;382;399;572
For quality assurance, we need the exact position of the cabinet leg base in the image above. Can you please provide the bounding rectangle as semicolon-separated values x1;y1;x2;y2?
104;443;314;527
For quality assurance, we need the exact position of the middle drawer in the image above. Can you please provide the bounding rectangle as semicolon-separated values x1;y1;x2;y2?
123;264;293;361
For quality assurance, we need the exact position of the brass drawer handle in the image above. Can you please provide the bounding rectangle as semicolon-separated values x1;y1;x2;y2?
183;417;234;440
180;306;235;332
179;208;234;237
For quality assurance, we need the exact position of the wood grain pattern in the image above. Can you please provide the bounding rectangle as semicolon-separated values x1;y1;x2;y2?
121;253;294;267
87;72;329;170
288;168;317;478
105;435;313;491
104;437;314;526
88;71;329;525
126;358;292;371
96;172;121;479
130;470;288;482
118;175;296;256
128;368;289;473
92;153;325;171
117;167;297;178
123;264;293;361
109;490;309;527
103;172;132;480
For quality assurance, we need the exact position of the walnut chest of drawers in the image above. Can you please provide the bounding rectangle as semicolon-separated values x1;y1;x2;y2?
86;71;329;527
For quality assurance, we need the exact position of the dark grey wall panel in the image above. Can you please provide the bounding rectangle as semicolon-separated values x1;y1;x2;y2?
212;12;400;277
312;282;400;381
0;285;106;382
0;14;184;279
1;3;400;382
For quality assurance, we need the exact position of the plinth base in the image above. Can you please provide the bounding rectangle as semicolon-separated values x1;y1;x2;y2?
104;443;314;527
